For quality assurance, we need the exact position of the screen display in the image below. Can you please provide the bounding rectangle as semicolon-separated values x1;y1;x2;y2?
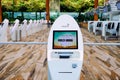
53;31;78;49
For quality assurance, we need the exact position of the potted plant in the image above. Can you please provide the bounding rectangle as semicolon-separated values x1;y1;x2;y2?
116;1;120;10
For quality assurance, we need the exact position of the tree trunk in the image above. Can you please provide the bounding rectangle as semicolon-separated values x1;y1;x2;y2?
0;0;2;23
40;12;41;19
21;11;24;20
12;11;14;20
94;0;98;21
46;0;50;23
36;12;37;20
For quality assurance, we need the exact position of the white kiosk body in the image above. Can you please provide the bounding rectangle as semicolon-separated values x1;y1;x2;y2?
47;15;84;80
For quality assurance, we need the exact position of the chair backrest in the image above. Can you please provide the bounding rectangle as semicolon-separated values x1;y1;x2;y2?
99;22;102;27
107;22;112;29
111;22;115;29
97;22;102;27
116;22;120;32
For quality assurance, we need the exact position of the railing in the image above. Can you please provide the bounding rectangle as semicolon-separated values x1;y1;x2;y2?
0;42;120;46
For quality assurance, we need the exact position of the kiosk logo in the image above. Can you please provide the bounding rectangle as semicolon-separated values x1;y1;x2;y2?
61;23;69;27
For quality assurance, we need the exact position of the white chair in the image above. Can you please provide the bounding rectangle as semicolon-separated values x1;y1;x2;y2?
102;21;119;40
116;22;120;36
88;21;94;32
106;21;118;36
94;21;103;35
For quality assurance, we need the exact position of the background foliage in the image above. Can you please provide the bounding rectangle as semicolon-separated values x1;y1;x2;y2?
1;0;104;22
1;0;104;12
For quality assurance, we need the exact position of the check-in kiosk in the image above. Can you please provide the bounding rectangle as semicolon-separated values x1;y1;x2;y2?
47;15;84;80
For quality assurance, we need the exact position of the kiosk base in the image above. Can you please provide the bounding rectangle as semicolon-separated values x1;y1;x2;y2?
48;60;82;80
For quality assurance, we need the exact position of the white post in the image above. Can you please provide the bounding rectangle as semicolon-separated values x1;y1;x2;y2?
10;19;19;41
33;20;37;33
21;19;27;38
36;20;39;32
27;20;33;36
0;19;9;42
39;20;42;31
17;27;21;41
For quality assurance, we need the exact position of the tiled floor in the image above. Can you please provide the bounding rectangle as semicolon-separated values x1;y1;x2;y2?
0;25;119;80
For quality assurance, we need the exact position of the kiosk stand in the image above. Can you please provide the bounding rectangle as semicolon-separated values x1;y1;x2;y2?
47;15;84;80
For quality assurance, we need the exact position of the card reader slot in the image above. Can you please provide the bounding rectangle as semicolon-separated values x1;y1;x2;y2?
58;52;73;54
59;72;72;73
59;55;70;59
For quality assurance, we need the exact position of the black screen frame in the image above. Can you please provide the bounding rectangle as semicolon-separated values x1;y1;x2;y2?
53;30;78;49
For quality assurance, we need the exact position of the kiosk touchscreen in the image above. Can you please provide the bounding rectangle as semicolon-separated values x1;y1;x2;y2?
47;15;84;80
53;31;78;49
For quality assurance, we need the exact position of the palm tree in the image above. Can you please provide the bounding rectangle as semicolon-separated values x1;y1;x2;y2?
0;0;2;23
